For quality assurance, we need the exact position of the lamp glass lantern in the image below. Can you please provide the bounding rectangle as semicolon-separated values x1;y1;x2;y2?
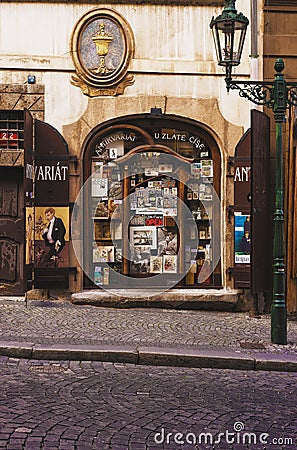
210;0;249;72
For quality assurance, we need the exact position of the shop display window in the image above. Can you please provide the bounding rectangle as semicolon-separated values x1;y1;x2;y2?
84;118;221;289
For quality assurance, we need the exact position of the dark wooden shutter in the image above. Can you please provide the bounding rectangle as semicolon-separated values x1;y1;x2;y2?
233;129;251;288
24;109;34;290
0;168;24;295
251;109;272;295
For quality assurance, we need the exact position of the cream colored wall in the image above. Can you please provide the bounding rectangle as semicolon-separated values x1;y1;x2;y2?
0;2;251;130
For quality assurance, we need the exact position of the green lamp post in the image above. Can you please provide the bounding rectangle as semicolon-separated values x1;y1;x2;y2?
210;0;297;344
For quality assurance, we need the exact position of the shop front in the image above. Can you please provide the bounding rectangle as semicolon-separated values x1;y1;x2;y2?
75;114;223;293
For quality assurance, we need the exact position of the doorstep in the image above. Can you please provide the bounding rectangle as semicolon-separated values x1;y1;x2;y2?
71;288;240;311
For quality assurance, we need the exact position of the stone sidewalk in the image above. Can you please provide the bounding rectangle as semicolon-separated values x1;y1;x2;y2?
1;296;297;371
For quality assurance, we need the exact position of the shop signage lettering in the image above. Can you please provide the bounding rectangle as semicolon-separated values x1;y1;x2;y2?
154;132;206;150
154;132;186;141
26;162;69;181
96;133;137;154
234;166;251;182
26;163;34;180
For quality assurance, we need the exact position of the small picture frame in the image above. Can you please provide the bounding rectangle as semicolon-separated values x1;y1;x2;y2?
130;226;157;248
163;255;177;273
150;256;163;273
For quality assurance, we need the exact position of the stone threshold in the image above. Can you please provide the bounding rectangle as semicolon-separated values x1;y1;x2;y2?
71;288;240;311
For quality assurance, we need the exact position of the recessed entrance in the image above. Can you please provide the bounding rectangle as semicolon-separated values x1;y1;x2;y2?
82;114;222;290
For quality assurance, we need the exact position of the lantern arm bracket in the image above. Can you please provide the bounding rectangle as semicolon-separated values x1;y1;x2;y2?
226;79;274;107
226;78;297;109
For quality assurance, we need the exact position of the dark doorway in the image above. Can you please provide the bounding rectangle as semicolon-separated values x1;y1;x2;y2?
0;167;24;295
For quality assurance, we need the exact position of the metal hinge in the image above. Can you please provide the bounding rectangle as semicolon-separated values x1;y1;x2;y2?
227;205;234;223
227;267;234;281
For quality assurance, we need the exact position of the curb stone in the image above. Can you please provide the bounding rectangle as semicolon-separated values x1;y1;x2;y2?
1;341;297;371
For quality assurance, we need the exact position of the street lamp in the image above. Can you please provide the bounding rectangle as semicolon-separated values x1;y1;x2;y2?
210;0;297;344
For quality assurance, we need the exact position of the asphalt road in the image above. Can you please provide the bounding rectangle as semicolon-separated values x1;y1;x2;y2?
0;356;296;449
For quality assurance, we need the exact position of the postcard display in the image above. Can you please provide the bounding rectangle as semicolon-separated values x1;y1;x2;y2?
91;155;214;287
185;159;214;285
91;162;123;286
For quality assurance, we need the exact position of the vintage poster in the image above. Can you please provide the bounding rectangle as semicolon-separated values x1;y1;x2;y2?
34;206;69;268
94;266;103;285
234;213;251;264
157;228;178;256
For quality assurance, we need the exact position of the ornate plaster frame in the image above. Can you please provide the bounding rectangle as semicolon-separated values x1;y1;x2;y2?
70;8;135;97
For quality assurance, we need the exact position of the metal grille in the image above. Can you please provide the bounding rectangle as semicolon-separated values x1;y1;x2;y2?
0;110;24;150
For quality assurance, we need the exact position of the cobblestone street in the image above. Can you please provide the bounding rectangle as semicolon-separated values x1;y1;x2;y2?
1;303;297;355
0;356;297;449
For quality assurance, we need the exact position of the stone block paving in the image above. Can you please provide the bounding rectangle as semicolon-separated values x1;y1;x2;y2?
0;356;297;449
0;300;297;357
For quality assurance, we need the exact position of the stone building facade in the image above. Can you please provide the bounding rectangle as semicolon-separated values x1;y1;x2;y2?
1;0;287;312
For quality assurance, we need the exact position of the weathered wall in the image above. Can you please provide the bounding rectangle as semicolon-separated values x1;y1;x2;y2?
0;1;254;293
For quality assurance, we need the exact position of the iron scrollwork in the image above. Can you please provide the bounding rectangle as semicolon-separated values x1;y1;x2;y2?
287;84;297;107
226;80;274;107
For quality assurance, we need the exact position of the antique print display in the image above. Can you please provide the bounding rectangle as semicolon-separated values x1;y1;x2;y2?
90;154;215;283
93;244;115;263
91;164;125;283
94;266;110;285
129;178;177;217
129;226;178;274
163;255;177;273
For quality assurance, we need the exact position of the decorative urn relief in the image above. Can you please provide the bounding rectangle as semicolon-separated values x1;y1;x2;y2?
70;8;135;97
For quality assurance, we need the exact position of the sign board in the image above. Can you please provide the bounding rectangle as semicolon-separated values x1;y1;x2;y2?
25;119;70;289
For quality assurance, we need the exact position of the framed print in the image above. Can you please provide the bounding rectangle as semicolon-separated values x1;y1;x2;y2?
201;160;213;178
94;266;103;285
130;226;157;248
92;177;108;197
94;200;109;218
93;245;115;262
191;162;202;178
130;246;151;273
150;256;163;273
163;255;177;273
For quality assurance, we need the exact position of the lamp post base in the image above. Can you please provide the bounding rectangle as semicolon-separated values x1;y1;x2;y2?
271;305;287;345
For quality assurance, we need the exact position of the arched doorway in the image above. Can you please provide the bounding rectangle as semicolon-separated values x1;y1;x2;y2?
82;114;222;289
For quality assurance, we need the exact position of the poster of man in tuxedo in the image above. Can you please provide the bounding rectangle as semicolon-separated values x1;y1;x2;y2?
33;206;69;268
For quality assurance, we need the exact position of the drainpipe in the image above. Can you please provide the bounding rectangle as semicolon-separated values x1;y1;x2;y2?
250;0;259;87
